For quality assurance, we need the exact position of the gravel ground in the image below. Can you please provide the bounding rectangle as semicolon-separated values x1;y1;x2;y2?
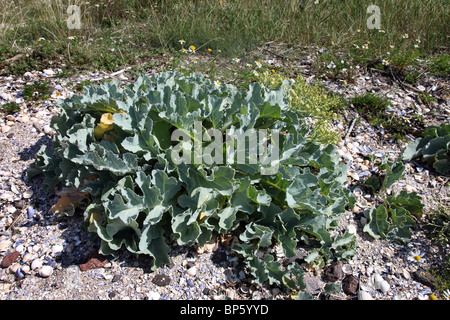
0;58;449;301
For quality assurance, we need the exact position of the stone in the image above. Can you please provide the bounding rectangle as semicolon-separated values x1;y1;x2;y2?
1;251;20;268
152;274;171;286
342;275;359;295
39;265;53;277
303;274;325;295
78;252;109;271
323;261;344;282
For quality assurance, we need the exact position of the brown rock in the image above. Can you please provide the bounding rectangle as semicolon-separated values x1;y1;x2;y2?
1;251;20;268
342;274;359;295
78;252;108;271
323;260;344;282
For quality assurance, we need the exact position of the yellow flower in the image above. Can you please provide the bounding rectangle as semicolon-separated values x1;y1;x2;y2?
429;294;437;300
215;80;221;86
402;33;409;39
94;113;114;137
356;29;361;33
207;48;212;52
233;57;240;63
189;45;196;53
255;61;262;68
362;44;369;49
179;39;185;45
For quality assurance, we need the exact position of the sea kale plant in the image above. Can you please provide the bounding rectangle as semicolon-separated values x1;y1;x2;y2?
29;71;356;291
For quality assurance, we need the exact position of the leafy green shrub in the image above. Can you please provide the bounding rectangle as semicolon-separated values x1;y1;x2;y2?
363;191;423;243
361;158;423;243
402;123;450;175
29;72;355;290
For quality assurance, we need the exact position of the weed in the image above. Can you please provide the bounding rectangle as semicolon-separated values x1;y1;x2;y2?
0;102;20;114
351;92;423;139
22;80;50;101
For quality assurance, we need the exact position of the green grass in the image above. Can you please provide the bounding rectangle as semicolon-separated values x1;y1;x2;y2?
0;0;448;77
351;92;424;139
0;102;20;114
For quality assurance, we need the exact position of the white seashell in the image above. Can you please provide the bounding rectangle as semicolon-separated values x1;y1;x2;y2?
147;291;161;300
23;190;33;199
31;259;43;270
373;273;383;289
39;265;53;278
186;266;197;277
21;265;30;274
358;290;372;300
380;280;390;294
9;263;21;274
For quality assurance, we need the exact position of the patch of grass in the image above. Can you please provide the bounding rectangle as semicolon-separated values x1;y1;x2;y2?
427;204;450;245
418;92;437;107
429;54;450;77
22;80;51;101
351;92;424;139
0;102;20;114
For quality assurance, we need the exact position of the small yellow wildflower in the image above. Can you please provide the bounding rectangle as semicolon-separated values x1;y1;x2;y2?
271;69;275;73
255;61;262;68
189;45;196;53
382;59;389;66
357;29;361;32
214;80;221;86
179;39;185;45
180;48;187;53
402;33;409;39
253;70;259;76
390;44;395;49
429;294;437;300
207;48;212;52
233;57;240;63
353;44;360;49
362;44;369;49
331;41;335;45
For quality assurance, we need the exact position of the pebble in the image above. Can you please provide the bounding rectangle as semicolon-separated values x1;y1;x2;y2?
39;265;54;278
147;291;161;300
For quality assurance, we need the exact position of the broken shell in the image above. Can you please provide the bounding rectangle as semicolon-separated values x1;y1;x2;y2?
23;190;33;199
353;187;363;197
358;290;372;300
